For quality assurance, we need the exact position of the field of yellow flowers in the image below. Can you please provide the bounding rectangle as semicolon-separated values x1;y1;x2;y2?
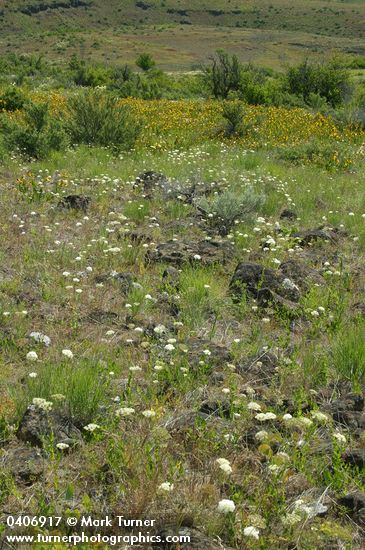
29;91;364;151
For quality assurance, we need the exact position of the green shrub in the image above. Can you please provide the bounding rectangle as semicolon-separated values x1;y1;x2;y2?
1;101;68;159
196;188;265;233
66;90;141;151
203;50;241;99
0;86;27;111
221;100;248;137
285;59;351;107
136;53;156;72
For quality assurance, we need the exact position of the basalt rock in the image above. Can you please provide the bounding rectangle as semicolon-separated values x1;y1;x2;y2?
58;194;90;212
342;448;365;469
146;239;234;266
280;209;298;220
135;171;168;192
1;445;46;485
291;226;344;246
229;262;300;305
17;407;82;449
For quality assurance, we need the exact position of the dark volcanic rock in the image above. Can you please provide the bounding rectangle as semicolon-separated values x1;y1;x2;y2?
2;445;46;485
199;399;231;419
58;194;90;212
17;407;82;449
229;262;300;305
279;259;324;290
162;266;180;290
338;491;365;522
146;239;234;266
94;271;135;294
185;338;232;369
135;171;168;192
342;448;365;469
291;226;343;246
280;209;297;220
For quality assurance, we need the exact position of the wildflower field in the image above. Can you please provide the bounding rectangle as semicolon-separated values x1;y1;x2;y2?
1;107;365;548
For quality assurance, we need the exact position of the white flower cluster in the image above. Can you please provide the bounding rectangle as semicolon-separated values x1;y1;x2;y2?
32;397;53;411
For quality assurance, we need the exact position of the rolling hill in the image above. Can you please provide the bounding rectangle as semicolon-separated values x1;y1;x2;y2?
1;1;365;70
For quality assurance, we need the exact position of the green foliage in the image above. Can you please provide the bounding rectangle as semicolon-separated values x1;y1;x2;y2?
66;89;141;151
13;360;109;426
196;187;265;232
1;100;68;159
277;138;357;171
285;59;351;107
203;50;241;99
221;100;247;137
136;53;156;72
331;323;365;389
0;86;27;111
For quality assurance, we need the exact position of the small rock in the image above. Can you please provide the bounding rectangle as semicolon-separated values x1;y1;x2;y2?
17;407;82;449
338;491;365;514
280;209;297;220
58;195;90;212
342;448;365;469
1;445;46;485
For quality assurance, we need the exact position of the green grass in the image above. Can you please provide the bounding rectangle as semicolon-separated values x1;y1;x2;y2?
0;105;365;548
1;1;365;70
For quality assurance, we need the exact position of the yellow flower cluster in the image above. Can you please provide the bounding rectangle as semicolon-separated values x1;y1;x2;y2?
6;90;365;151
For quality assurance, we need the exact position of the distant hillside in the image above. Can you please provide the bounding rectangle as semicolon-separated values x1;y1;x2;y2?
1;0;365;70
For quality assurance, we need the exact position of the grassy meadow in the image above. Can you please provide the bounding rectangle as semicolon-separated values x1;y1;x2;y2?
0;95;365;548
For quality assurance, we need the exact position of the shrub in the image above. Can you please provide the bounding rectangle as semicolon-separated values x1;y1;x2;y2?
136;53;156;72
221;100;247;137
69;56;110;87
0;86;27;111
285;59;351;107
203;50;241;99
1;101;68;159
196;188;265;234
66;90;141;151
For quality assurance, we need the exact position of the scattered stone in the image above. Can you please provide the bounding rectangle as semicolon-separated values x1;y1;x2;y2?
291;226;344;246
146;239;234;266
342;448;365;469
279;259;323;290
162;266;180;290
94;272;135;294
17;407;82;449
229;262;300;305
280;209;297;220
199;399;231;418
184;338;232;369
135;171;168;192
339;491;365;513
58;194;90;212
1;445;46;485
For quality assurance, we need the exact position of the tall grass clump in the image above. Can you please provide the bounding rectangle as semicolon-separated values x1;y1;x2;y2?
66;89;141;152
12;360;109;426
331;323;365;390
